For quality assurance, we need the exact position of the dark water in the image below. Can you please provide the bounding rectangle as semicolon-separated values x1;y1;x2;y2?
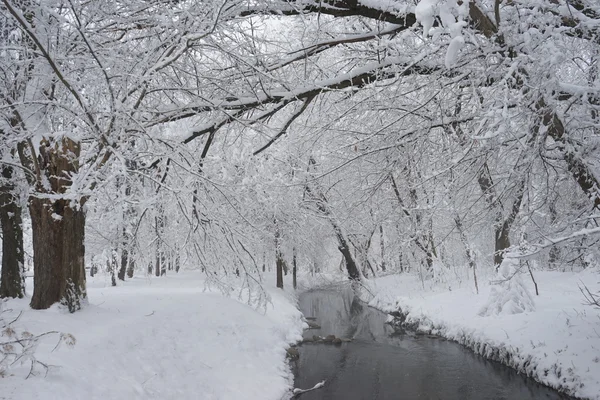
292;287;573;400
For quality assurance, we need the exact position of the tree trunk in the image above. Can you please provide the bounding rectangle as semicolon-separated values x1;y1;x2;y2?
449;100;525;270
292;247;297;290
379;225;386;272
337;241;360;280
107;251;117;287
276;257;284;288
493;183;525;269
304;183;360;281
21;136;88;312
155;249;161;277
0;168;25;299
117;224;129;281
29;197;86;312
126;248;135;278
275;222;284;289
454;215;478;294
118;248;128;281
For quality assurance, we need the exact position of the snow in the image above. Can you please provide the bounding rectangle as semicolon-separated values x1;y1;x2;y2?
415;0;437;37
360;269;600;399
415;0;467;68
444;35;464;69
1;272;305;400
479;258;536;316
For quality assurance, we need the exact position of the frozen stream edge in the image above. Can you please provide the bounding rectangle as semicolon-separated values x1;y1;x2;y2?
359;291;586;399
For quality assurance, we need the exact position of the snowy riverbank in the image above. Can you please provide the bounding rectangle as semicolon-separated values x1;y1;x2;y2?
1;272;304;400
359;269;600;400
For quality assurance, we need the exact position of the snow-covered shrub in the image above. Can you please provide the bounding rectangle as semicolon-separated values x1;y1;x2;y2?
479;258;535;316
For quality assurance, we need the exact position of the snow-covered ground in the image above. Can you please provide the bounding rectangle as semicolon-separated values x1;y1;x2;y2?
360;268;600;400
1;272;304;400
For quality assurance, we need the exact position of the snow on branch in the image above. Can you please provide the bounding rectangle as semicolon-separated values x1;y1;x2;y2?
512;226;600;259
266;24;409;72
152;57;443;126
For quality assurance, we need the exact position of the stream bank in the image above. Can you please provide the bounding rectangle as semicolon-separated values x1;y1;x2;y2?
292;286;575;399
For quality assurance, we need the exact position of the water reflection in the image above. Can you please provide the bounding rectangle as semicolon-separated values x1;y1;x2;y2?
293;288;573;400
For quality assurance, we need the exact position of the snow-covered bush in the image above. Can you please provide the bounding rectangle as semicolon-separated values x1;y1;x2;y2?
479;258;535;316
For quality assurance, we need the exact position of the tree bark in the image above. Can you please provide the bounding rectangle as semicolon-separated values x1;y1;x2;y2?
0;167;25;299
21;136;88;312
29;197;86;311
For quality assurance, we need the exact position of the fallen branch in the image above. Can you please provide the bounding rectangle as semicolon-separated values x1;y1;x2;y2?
293;380;326;396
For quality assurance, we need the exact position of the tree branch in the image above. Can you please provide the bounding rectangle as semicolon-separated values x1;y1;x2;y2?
253;96;314;156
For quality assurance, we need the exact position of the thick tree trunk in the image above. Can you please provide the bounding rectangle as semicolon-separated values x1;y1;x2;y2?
20;136;88;312
0;168;25;299
29;197;86;312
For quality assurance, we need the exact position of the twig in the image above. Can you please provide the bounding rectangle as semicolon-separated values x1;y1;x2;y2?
579;282;600;308
293;380;326;396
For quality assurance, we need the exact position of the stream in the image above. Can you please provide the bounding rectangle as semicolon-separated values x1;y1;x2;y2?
292;287;573;400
